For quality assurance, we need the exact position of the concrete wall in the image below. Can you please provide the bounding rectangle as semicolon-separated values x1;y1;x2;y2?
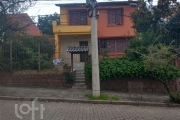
86;78;178;93
97;6;136;38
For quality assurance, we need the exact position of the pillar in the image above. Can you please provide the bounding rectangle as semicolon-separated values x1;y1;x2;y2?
54;34;60;58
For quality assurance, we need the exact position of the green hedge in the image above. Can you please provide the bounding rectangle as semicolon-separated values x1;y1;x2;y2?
85;57;147;81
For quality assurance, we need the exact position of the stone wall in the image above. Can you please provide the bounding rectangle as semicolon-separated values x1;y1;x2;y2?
86;78;178;93
0;72;73;88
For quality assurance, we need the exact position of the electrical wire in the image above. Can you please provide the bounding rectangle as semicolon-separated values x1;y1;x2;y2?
30;11;130;18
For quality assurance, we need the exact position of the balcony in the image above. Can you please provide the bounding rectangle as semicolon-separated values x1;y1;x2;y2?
52;21;91;35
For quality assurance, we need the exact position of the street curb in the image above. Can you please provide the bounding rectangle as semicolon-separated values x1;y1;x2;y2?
0;96;179;107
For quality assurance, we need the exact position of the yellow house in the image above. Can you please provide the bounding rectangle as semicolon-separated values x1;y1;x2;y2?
52;2;137;70
53;3;92;70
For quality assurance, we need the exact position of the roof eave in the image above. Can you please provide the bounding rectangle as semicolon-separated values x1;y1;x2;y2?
55;1;137;7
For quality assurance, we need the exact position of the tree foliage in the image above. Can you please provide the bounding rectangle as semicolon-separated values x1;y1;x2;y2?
142;43;180;99
131;1;154;33
0;35;55;71
37;13;60;35
131;0;180;46
125;30;162;59
128;0;180;101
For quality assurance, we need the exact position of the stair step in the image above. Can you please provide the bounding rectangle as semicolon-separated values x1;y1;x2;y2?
75;79;85;82
76;69;84;71
76;75;85;78
76;72;85;75
72;86;86;89
75;70;84;73
75;79;85;81
74;69;85;84
76;76;85;79
75;80;85;82
74;83;85;85
76;72;84;74
76;73;85;75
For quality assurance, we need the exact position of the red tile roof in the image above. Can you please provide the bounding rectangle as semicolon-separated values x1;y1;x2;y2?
8;13;42;36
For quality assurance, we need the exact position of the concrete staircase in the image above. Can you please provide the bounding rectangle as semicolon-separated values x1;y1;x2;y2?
72;69;86;89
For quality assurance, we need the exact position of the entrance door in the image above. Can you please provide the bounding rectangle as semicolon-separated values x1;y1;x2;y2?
79;41;88;62
74;41;88;70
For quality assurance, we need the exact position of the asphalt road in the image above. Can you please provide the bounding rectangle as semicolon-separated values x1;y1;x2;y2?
0;100;180;120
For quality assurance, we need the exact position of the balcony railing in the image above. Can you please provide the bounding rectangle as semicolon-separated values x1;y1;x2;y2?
52;21;91;35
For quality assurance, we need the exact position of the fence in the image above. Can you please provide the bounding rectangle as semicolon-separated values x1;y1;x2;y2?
0;38;54;72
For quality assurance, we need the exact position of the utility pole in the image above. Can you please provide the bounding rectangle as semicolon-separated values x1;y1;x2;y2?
86;0;100;96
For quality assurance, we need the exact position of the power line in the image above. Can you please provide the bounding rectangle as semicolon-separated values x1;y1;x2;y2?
29;11;131;17
29;5;57;9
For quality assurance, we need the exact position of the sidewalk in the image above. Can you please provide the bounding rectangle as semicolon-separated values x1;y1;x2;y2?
0;86;169;103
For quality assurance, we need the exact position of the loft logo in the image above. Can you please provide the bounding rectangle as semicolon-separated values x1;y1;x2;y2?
15;99;45;120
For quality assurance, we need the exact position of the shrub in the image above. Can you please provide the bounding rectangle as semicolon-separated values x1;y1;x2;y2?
85;57;147;81
64;70;75;83
170;92;180;104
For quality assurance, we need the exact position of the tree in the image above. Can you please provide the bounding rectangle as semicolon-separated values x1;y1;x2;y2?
131;0;180;46
127;0;180;102
164;4;180;46
125;30;165;59
131;1;154;33
37;13;60;35
0;35;55;71
142;43;180;100
0;0;36;44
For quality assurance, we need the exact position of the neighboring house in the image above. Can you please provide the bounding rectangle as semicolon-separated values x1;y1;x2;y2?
8;13;42;36
52;1;137;70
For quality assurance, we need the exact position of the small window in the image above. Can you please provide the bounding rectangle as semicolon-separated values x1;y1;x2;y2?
69;11;87;25
107;9;123;25
99;39;128;53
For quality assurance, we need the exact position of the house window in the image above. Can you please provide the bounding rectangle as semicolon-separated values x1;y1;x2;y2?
79;41;88;62
107;9;123;25
69;11;87;25
99;39;128;53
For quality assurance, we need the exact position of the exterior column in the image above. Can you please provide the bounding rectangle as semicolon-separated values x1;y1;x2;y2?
54;34;60;58
71;53;73;72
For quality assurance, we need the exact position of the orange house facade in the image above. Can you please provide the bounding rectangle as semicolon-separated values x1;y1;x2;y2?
53;1;136;68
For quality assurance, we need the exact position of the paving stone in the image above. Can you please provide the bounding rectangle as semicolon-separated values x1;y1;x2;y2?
0;100;180;120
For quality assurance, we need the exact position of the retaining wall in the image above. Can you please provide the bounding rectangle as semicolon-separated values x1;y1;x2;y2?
86;77;179;93
0;72;72;88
